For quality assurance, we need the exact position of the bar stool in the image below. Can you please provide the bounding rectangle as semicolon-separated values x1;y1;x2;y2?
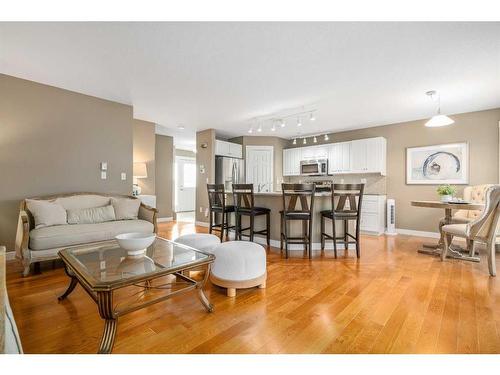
280;183;316;259
320;183;364;258
207;184;235;241
232;184;270;246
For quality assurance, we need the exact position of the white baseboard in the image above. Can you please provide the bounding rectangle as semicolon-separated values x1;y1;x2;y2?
195;221;210;227
157;217;173;223
396;228;441;239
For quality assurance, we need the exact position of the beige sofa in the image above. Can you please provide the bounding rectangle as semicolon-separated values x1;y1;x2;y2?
15;193;158;276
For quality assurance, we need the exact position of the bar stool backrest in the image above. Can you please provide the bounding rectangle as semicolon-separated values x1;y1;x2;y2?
232;184;255;210
331;183;365;215
207;184;226;211
281;183;316;215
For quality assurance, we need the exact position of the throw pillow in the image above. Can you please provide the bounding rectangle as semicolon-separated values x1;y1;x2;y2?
25;199;68;229
67;204;116;225
111;198;141;220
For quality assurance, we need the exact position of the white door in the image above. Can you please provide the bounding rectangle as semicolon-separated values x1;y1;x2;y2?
175;157;196;212
351;139;368;172
246;146;274;192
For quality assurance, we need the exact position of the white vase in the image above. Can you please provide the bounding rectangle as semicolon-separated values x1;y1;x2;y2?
440;194;452;202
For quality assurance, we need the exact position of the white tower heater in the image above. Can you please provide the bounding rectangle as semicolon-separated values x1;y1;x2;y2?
385;199;397;235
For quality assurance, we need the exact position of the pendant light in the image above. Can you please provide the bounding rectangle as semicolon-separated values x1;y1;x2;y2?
280;119;286;128
297;117;302;127
248;127;253;134
425;90;454;127
309;112;316;121
271;123;276;132
257;123;262;132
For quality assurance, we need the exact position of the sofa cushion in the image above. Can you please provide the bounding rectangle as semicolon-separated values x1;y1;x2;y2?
67;204;116;224
111;197;141;220
25;199;67;229
55;195;111;210
29;219;154;250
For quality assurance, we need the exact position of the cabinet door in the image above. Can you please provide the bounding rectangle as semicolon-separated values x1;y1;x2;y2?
301;146;315;160
341;142;351;172
365;138;380;173
292;148;302;175
229;143;243;158
215;140;230;156
351;139;368;172
314;146;328;159
328;143;341;173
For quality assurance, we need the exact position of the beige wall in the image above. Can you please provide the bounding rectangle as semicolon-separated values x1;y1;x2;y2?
155;135;174;219
229;136;288;189
287;108;500;233
196;129;216;223
175;148;196;158
0;74;133;251
133;119;156;195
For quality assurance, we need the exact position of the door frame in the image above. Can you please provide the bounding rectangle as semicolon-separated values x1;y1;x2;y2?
175;155;196;212
245;145;274;191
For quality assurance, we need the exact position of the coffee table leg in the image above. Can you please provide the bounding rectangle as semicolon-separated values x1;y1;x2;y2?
58;277;78;301
97;291;118;354
197;264;214;313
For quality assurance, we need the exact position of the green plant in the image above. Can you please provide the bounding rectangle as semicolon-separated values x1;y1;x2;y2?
436;184;456;196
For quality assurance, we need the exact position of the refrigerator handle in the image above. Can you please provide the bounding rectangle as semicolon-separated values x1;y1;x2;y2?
232;161;237;184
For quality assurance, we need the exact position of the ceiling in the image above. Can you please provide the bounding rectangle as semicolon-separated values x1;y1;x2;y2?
1;22;500;150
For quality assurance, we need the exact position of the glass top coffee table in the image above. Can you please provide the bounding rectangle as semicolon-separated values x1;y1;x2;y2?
58;236;215;354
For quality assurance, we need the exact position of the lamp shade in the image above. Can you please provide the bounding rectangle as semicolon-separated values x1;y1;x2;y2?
133;162;148;178
425;114;455;127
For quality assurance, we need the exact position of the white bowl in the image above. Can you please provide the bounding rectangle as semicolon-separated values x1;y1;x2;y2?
115;232;156;256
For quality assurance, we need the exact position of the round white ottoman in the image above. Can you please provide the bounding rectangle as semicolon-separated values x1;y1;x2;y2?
210;241;267;297
174;233;221;254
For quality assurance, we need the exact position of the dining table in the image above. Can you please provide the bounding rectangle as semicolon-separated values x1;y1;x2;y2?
410;200;485;261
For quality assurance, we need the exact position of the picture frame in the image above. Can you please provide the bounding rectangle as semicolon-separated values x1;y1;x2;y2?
406;142;469;185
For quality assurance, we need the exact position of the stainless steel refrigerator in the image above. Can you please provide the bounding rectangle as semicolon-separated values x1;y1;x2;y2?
215;156;245;192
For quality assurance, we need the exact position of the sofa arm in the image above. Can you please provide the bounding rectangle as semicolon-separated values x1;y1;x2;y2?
138;204;158;233
15;211;30;260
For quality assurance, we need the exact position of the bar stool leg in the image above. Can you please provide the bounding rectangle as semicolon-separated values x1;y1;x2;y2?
355;220;361;258
219;212;224;242
280;213;283;251
320;215;325;250
266;212;270;246
308;217;313;259
250;215;254;242
209;210;213;234
302;220;307;255
332;218;338;259
343;220;348;249
284;217;289;259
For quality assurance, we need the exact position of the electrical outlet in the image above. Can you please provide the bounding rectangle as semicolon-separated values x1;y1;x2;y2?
340;178;345;183
204;208;209;217
101;171;107;180
361;178;367;184
199;207;203;213
121;172;126;181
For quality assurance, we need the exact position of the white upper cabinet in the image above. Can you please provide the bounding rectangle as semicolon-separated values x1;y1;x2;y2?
283;148;302;176
350;137;386;175
301;145;328;160
215;140;243;158
328;142;351;174
283;136;386;176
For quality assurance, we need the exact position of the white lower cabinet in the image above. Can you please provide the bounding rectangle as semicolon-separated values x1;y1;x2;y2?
359;195;386;235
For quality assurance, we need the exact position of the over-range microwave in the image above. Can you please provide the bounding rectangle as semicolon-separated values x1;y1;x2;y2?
300;159;328;176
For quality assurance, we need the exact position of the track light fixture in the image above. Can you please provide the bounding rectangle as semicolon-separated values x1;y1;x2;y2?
271;123;276;132
309;112;315;121
292;138;297;145
257;123;262;132
280;119;286;128
297;117;302;127
303;138;307;145
324;134;329;141
248;127;253;134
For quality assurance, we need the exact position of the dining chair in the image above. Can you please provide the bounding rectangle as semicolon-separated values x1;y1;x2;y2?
280;183;316;259
232;184;271;245
320;183;364;258
207;184;235;241
441;185;500;276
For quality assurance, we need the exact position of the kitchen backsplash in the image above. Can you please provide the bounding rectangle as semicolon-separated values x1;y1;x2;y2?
283;174;387;195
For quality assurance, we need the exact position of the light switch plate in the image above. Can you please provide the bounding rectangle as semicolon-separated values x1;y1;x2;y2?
100;162;108;171
101;171;107;180
121;172;126;180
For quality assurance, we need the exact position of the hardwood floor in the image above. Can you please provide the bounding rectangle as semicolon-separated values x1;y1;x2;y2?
6;221;500;354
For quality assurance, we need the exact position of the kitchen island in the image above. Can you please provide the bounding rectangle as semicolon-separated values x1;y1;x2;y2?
226;191;386;251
